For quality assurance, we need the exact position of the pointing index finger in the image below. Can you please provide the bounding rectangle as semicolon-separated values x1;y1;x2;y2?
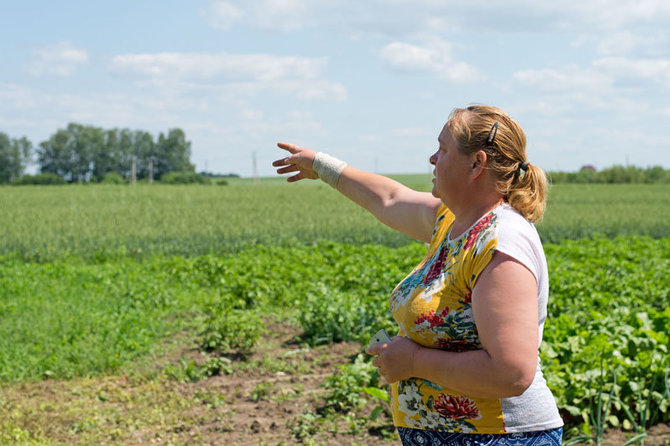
277;142;300;153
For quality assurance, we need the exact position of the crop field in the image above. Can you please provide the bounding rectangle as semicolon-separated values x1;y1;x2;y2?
1;179;669;259
1;180;669;445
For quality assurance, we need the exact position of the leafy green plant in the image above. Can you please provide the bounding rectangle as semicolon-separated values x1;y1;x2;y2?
321;354;380;412
163;356;233;382
543;236;670;440
288;411;321;442
200;309;265;357
616;360;668;445
249;381;273;402
299;290;384;345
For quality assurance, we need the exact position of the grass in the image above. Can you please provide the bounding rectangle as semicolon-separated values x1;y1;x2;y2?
539;183;670;242
1;181;669;261
0;256;208;381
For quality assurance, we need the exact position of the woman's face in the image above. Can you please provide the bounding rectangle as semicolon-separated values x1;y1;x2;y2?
429;124;473;205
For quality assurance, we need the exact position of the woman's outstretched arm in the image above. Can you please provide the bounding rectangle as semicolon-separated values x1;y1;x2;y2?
273;142;441;243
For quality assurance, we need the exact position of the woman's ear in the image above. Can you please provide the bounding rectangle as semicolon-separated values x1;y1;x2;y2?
471;150;487;179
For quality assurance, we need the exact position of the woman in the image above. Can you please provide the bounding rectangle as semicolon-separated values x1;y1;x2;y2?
273;105;563;445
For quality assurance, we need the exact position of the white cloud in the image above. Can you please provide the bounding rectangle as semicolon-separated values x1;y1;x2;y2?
595;31;644;55
246;0;316;31
380;39;482;83
427;0;670;32
111;52;325;81
512;67;617;117
204;0;367;33
593;57;670;86
109;52;346;100
203;0;670;34
27;41;88;77
515;56;670;95
201;1;244;30
112;53;346;101
566;0;670;30
513;66;611;93
0;84;37;109
570;28;669;58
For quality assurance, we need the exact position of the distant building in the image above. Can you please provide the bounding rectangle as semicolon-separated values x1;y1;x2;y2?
580;165;596;172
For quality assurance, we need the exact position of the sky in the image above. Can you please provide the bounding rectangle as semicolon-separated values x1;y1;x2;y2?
1;1;670;177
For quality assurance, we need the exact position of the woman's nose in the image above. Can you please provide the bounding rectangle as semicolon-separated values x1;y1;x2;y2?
429;152;437;165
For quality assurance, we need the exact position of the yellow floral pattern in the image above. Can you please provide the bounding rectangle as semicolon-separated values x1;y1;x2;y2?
389;204;507;433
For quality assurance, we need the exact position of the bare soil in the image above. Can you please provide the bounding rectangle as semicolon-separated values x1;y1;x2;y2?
1;320;668;445
1;321;397;445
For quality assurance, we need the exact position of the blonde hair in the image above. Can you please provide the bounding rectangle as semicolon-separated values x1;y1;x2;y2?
448;104;548;222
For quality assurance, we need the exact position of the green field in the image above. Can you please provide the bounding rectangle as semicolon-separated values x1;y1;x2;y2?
1;180;669;260
1;181;669;444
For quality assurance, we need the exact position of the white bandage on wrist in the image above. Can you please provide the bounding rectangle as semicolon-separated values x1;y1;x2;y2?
313;152;347;188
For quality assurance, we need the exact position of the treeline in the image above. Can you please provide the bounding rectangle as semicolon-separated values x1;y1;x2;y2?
548;165;670;184
0;123;195;184
0;133;31;184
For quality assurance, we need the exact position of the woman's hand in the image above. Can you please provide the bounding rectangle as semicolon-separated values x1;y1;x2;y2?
272;142;319;182
365;336;421;385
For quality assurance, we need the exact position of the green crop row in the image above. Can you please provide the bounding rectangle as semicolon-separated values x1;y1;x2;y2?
1;183;668;260
1;237;668;434
543;236;670;436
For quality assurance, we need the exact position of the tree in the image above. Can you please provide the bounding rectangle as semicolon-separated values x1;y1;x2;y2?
91;128;120;182
0;133;32;183
38;123;101;182
153;128;194;179
74;125;104;182
38;127;72;180
132;130;155;180
39;124;107;182
36;124;195;182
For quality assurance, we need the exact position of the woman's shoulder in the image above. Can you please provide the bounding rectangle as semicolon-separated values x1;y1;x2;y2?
494;204;541;242
493;204;546;279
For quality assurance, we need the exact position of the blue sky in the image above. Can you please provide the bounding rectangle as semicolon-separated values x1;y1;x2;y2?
2;1;669;177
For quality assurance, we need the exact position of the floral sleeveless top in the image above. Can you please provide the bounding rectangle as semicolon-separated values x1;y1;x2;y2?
389;203;562;434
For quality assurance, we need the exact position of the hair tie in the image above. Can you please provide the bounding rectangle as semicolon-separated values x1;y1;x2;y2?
485;121;498;146
519;161;530;172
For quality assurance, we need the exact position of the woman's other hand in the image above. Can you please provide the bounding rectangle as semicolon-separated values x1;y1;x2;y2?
272;142;319;182
366;336;421;385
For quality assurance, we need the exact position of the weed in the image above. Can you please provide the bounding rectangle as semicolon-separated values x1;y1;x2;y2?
163;356;233;382
321;354;379;412
288;411;321;442
200;310;265;357
249;381;273;402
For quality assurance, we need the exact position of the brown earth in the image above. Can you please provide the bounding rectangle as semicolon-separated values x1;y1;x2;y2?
1;321;397;445
1;320;668;445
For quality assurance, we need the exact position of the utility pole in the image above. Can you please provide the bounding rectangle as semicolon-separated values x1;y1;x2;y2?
148;160;153;185
131;156;137;185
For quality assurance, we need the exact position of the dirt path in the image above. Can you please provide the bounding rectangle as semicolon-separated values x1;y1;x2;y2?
1;320;668;445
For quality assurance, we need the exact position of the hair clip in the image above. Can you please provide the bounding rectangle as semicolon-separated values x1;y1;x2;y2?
519;162;530;172
485;121;499;146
